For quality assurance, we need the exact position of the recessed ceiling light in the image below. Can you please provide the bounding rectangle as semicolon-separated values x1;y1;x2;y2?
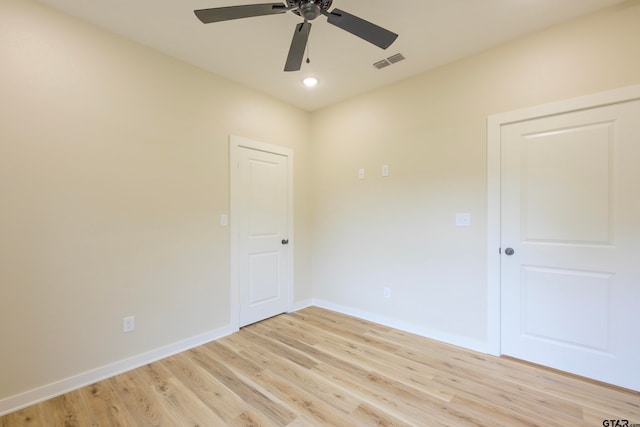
303;77;318;88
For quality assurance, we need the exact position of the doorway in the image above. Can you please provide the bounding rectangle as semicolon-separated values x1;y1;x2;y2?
487;85;640;391
230;135;293;328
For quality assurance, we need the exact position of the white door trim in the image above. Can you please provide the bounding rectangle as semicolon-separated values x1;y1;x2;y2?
229;135;294;331
486;84;640;356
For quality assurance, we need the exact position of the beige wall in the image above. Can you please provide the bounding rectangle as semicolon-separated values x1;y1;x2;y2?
0;0;312;400
310;0;640;347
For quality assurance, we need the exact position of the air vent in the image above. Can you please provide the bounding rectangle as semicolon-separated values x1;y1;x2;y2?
387;53;405;64
373;59;391;70
373;53;406;70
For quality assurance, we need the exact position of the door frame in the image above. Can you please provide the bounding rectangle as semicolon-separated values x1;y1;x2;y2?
486;84;640;356
229;135;294;331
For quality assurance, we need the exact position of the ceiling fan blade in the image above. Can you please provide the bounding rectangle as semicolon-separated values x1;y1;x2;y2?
284;22;312;72
326;8;398;49
194;3;287;24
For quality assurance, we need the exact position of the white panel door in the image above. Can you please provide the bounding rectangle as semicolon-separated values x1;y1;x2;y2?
501;99;640;390
236;145;290;327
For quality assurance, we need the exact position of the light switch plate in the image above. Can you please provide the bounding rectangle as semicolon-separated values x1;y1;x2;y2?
456;213;471;227
123;316;135;333
358;168;365;179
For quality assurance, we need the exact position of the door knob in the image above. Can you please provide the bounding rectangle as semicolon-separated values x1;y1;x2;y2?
281;239;289;245
504;247;515;256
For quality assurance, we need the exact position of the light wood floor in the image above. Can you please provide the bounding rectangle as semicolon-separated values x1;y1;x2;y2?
2;307;639;426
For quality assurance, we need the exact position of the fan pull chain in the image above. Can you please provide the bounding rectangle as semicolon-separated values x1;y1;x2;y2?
306;39;311;64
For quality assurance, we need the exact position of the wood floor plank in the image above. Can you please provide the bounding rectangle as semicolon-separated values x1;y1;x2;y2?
228;407;281;427
189;345;297;425
287;310;398;353
161;351;248;423
311;361;468;427
271;317;454;403
202;340;264;377
0;404;45;427
240;341;363;415
237;326;319;370
245;324;375;381
349;402;414;427
78;379;139;426
134;361;228;426
109;367;175;426
252;368;357;425
2;306;639;426
442;377;586;427
261;315;324;346
312;336;452;401
40;391;91;427
361;333;581;425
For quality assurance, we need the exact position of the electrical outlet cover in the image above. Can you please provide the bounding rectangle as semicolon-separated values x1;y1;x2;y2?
123;316;135;333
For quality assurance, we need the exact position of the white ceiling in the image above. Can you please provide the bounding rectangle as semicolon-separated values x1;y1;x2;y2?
37;0;624;111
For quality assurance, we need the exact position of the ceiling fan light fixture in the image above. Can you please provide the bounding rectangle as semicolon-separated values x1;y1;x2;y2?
303;77;319;87
299;1;322;20
288;0;333;19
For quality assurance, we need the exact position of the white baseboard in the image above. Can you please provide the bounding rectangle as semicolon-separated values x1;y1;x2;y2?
0;323;237;417
289;298;313;312
311;299;490;354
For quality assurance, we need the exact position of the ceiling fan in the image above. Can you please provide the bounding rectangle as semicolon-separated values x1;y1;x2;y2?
194;1;398;72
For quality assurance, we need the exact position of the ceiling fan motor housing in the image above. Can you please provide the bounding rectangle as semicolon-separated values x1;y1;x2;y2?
288;0;333;20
